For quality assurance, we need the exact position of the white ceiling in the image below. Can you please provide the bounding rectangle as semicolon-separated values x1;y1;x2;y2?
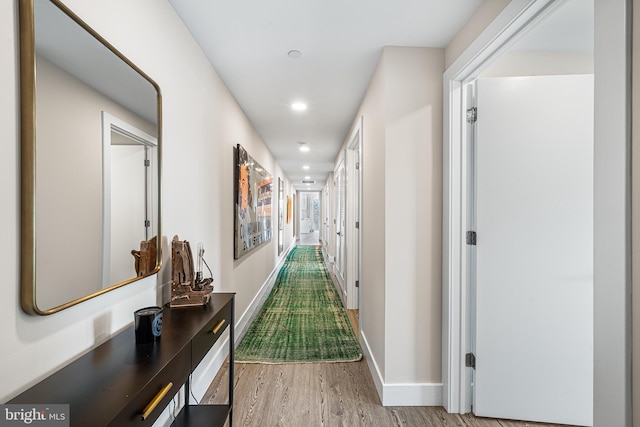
169;0;484;190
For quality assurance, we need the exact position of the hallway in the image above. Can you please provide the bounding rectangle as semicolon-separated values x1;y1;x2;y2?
298;230;320;246
201;248;566;427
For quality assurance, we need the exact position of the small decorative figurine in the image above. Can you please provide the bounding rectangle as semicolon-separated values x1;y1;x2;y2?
131;235;158;276
170;235;214;307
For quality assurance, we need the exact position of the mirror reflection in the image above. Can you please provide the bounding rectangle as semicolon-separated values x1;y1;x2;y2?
21;0;161;314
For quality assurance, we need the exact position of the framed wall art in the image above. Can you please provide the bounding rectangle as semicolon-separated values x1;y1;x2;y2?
234;144;272;259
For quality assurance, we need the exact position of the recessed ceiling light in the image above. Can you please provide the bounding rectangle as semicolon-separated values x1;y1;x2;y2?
304;176;311;180
291;102;307;111
302;165;310;170
288;50;302;59
298;142;310;152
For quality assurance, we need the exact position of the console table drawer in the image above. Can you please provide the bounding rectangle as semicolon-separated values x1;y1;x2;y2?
9;294;235;427
111;345;190;426
191;300;232;368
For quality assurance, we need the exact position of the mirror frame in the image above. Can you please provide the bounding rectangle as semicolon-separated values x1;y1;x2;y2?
19;0;163;315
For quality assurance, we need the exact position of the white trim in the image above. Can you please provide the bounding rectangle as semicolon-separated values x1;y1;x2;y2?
360;330;441;407
151;241;297;426
235;241;296;342
100;111;158;289
443;0;632;422
441;0;559;414
360;329;384;400
190;331;231;400
593;0;632;425
345;116;362;310
197;241;295;397
333;156;347;292
382;383;443;407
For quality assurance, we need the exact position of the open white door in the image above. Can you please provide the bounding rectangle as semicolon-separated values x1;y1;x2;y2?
473;75;593;425
334;159;346;295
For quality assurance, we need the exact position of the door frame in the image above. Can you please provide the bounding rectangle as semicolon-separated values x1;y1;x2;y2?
441;0;631;423
345;116;362;310
334;156;347;297
101;111;157;288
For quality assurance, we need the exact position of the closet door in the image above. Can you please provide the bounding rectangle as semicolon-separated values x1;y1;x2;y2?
473;75;593;425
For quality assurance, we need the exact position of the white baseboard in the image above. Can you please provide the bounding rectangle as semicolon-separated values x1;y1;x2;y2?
191;332;230;400
360;330;385;400
154;242;296;426
360;330;443;407
189;242;295;400
234;242;295;344
382;383;443;406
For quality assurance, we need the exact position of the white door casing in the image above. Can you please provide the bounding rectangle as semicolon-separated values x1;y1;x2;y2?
444;0;630;423
334;158;346;295
101;111;157;288
345;117;362;310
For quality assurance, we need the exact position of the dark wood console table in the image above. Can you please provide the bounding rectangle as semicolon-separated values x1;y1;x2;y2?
10;293;235;427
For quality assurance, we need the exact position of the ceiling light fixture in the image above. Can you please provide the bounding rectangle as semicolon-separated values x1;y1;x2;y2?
291;102;307;111
302;165;310;170
287;50;302;59
304;176;311;180
298;142;310;152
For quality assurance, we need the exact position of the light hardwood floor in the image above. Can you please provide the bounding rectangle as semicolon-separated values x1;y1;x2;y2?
201;309;566;427
202;356;566;427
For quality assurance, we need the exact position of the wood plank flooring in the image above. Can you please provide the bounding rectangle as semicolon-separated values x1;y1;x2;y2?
203;257;567;426
202;358;565;427
202;314;566;427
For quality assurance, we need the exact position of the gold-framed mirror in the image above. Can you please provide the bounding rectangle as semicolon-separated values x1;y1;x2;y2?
19;0;162;315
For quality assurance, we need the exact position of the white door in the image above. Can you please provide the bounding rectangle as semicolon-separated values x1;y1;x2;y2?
473;75;593;425
110;142;147;285
334;160;346;293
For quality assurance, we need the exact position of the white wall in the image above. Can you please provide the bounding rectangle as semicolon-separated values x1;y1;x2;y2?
383;47;443;384
339;46;443;404
480;50;594;77
353;53;387;384
35;55;156;310
1;0;293;403
445;0;511;69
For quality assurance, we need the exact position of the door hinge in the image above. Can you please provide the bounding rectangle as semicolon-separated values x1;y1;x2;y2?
356;162;360;170
465;352;476;369
355;221;360;229
144;219;151;227
355;280;360;288
466;107;477;124
466;231;477;246
144;159;151;167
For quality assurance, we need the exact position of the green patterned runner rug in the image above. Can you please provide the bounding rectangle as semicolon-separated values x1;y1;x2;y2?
235;245;362;364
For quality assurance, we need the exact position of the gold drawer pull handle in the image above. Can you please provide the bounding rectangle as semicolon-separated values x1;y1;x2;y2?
212;319;226;334
141;382;173;421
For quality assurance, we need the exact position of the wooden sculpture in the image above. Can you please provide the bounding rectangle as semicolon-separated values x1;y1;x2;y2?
131;235;157;276
170;235;214;307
